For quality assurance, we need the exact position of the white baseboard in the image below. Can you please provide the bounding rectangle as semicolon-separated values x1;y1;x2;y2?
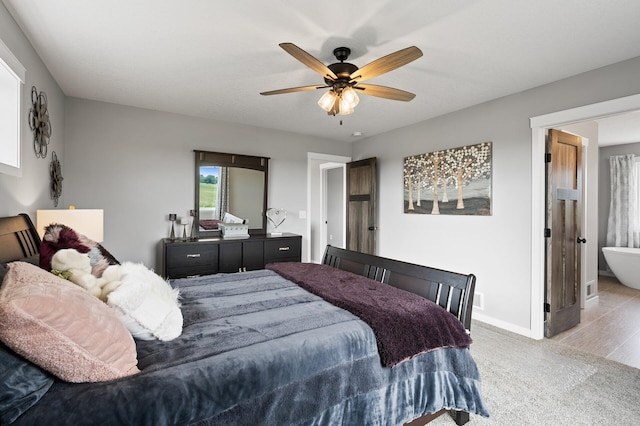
585;295;599;309
471;312;537;339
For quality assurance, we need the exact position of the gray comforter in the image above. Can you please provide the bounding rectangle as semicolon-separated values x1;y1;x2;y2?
15;269;488;425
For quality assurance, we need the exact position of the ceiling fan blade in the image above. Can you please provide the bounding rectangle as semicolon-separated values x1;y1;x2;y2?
355;84;416;101
260;85;327;96
279;43;338;81
350;46;423;82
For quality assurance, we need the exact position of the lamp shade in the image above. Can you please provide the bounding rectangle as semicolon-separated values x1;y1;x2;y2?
341;87;359;108
317;91;337;112
37;209;104;242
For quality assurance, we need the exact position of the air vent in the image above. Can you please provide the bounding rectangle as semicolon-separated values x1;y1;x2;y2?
473;292;484;310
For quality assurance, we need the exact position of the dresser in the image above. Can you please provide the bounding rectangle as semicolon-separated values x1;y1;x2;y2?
162;233;302;279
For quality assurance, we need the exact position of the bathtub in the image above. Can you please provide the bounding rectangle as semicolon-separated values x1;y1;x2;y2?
602;247;640;290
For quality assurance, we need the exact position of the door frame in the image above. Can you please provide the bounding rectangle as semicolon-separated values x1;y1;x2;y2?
530;93;640;339
306;152;351;263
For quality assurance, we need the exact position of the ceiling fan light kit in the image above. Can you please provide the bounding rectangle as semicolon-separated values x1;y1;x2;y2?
261;43;423;116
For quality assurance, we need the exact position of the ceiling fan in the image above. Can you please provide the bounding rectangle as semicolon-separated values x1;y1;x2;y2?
260;43;423;116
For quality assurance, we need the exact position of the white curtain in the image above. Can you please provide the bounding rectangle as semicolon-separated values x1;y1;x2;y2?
216;167;230;220
606;154;640;247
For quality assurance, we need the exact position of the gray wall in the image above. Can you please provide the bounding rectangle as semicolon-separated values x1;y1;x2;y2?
62;97;351;271
352;57;640;334
0;3;65;219
598;141;640;270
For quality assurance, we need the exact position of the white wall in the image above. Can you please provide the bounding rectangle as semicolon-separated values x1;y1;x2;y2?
63;98;351;271
326;167;344;248
352;57;640;335
0;3;65;219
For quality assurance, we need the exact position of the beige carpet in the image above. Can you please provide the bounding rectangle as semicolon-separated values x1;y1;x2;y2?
431;321;640;425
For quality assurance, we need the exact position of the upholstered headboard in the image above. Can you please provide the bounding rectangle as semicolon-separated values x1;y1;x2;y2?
0;214;41;264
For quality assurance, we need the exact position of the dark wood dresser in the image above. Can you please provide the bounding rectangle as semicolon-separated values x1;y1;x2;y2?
162;233;302;279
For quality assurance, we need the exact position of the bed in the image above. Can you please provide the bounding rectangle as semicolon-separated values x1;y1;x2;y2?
0;213;488;425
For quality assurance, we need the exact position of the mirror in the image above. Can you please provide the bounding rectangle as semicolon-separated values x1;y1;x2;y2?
195;150;269;238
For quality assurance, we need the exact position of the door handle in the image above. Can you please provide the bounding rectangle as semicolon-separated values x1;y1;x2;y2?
368;226;377;231
577;237;587;244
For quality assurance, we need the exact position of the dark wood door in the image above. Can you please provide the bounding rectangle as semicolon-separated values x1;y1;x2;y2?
346;158;377;255
545;129;583;337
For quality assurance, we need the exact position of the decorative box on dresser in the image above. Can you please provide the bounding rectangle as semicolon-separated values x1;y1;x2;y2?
162;233;302;279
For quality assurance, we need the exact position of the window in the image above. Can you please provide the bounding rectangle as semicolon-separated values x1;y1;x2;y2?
0;38;25;176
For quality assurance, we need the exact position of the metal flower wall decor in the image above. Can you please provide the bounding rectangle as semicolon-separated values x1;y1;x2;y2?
28;86;52;158
49;151;63;206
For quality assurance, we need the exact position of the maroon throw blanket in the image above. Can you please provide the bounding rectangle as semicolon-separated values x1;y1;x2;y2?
199;219;221;230
266;262;472;367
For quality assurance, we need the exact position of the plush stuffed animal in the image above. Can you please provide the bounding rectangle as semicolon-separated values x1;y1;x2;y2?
50;249;122;301
51;249;102;297
50;249;183;341
98;264;123;302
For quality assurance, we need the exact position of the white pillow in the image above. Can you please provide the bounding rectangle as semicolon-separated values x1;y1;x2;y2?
106;262;183;341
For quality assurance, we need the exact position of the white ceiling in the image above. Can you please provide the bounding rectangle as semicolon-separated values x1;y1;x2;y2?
4;0;640;144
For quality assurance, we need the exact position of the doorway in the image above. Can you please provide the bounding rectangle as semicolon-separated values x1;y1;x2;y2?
320;163;347;252
530;93;640;339
307;153;351;263
545;129;584;337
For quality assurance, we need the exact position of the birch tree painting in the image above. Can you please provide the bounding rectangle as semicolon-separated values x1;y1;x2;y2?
404;142;492;215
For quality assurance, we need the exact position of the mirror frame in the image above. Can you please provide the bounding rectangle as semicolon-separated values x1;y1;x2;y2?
194;150;269;238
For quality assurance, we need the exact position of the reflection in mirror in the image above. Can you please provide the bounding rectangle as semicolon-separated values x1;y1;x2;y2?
198;166;265;228
195;151;269;238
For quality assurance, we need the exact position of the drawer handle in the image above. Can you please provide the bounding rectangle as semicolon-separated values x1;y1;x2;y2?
186;274;201;278
186;253;201;258
278;247;290;251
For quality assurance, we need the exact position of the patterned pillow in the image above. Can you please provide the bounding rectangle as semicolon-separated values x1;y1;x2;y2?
0;262;140;383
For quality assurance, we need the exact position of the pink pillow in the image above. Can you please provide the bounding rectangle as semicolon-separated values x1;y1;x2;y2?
0;262;140;383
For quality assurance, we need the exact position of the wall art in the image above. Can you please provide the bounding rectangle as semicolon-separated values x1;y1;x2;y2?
403;142;492;215
49;151;62;207
28;86;52;158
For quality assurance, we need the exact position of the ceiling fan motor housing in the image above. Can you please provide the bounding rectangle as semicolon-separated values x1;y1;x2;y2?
324;46;359;89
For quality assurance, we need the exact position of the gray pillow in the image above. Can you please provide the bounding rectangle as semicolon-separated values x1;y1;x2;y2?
0;342;54;424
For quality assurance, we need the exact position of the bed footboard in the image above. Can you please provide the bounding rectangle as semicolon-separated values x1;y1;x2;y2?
322;245;476;330
322;245;476;426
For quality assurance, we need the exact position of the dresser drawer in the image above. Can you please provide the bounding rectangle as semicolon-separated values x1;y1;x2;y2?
164;242;218;278
264;237;301;263
166;264;218;279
